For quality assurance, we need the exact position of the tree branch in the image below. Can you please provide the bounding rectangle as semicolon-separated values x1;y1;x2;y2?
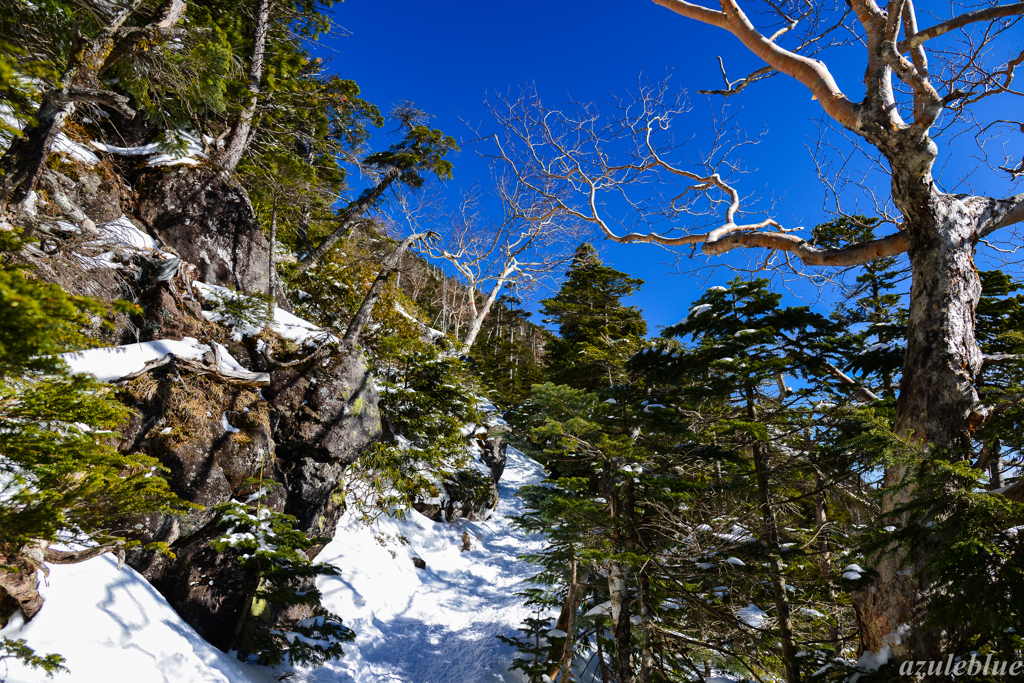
897;2;1024;52
652;0;860;130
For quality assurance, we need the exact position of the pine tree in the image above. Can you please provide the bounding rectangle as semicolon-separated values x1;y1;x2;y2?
539;244;646;391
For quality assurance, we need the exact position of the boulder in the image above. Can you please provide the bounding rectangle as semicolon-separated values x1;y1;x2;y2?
133;167;287;307
121;339;381;651
413;468;498;523
265;345;382;542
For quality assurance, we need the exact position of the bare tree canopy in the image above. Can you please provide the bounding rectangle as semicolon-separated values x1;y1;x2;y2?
402;182;585;350
483;0;1024;667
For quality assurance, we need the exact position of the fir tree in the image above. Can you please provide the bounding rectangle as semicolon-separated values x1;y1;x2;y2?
211;491;355;666
0;232;187;671
540;244;646;391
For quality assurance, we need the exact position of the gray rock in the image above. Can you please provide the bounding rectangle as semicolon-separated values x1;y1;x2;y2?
134;167;288;307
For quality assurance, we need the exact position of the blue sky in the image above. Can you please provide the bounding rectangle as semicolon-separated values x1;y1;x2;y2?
312;0;1018;333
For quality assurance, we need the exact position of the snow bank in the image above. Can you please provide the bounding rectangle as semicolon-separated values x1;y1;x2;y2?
0;556;274;683
61;338;213;382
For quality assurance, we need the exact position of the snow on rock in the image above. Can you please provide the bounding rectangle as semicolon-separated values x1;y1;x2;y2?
195;281;336;346
61;338;212;382
91;131;209;167
0;555;274;683
95;216;159;251
54;133;101;166
298;446;549;682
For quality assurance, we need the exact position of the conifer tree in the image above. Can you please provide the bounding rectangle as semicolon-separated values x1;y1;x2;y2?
474;295;546;408
539;244;646;391
631;278;870;682
0;231;187;670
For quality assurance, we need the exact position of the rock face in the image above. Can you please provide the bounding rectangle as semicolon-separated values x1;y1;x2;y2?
265;346;382;542
134;167;285;305
121;339;381;651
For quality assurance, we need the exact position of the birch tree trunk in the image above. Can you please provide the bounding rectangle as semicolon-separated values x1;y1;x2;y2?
218;0;270;174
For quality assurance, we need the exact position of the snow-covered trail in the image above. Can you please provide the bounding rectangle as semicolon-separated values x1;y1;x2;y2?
0;448;548;683
299;446;548;682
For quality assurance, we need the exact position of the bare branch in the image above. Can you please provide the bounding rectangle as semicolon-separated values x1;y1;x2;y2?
897;2;1024;52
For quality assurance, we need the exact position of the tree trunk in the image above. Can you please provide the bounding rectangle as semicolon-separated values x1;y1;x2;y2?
560;558;583;682
296;168;400;274
851;127;985;661
544;563;590;681
638;574;656;683
607;560;633;683
341;232;430;349
461;278;506;350
0;0;173;204
266;198;278;317
747;384;800;683
218;0;270;174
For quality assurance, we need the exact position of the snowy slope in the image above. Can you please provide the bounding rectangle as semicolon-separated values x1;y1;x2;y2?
0;557;276;683
0;448;549;683
296;446;549;682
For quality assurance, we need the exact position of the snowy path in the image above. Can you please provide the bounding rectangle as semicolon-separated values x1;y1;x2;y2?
0;448;547;683
299;446;548;682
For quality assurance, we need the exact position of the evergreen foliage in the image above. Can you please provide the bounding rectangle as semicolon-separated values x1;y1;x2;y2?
473;295;546;408
0;637;66;681
539;244;646;391
0;232;188;672
212;493;354;666
348;332;484;523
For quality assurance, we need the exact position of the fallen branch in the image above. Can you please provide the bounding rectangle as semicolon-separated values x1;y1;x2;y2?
113;351;270;387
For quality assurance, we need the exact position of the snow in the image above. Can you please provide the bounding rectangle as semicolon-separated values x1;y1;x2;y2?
54;134;101;166
292;445;550;682
0;555;276;683
222;412;240;434
61;338;212;382
842;571;863;580
856;645;893;672
843;564;865;573
0;447;552;683
91;131;209;167
195;282;337;346
723;557;746;567
736;603;766;628
95;215;159;250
